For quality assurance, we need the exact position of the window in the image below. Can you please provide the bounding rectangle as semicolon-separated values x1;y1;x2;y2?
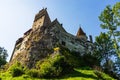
62;41;66;46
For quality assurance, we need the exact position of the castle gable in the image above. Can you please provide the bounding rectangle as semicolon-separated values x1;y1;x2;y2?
50;19;67;33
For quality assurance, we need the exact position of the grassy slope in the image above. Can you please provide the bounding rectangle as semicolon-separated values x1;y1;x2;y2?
63;68;98;80
0;68;114;80
62;68;114;80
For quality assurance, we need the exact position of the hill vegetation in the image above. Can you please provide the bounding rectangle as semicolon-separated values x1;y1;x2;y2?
0;67;114;80
0;47;115;80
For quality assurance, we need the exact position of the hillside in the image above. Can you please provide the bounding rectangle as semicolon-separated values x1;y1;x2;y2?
0;47;115;80
0;68;114;80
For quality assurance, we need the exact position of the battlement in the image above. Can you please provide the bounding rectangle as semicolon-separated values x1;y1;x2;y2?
32;8;51;30
24;28;32;35
16;37;23;45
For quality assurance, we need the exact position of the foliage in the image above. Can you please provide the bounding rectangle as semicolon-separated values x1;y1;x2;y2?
98;2;120;79
79;66;91;70
0;47;8;68
0;67;115;80
60;46;99;68
39;60;57;77
53;47;60;51
94;70;114;80
60;46;85;68
63;68;114;80
26;69;39;78
95;32;114;61
36;53;71;78
82;54;99;67
113;2;120;18
11;67;24;77
112;56;120;79
0;72;40;80
94;32;118;79
99;2;120;57
8;62;24;77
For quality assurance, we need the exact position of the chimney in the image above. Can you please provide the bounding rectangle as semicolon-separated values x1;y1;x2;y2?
89;35;93;43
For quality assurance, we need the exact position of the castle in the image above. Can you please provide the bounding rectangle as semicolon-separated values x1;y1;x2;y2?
10;8;94;68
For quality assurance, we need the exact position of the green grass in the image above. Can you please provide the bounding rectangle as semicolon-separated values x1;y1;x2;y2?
62;68;98;80
0;72;42;80
62;68;114;80
0;68;115;80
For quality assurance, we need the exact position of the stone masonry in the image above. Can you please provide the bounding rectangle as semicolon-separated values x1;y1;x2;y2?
10;8;94;68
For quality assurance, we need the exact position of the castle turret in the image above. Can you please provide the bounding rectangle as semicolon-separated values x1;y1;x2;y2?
76;27;87;40
32;8;51;30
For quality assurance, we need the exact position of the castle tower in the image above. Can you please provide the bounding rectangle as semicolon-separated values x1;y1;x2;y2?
32;8;51;31
76;27;87;40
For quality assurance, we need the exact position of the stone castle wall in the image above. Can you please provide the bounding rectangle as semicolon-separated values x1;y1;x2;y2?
10;8;94;68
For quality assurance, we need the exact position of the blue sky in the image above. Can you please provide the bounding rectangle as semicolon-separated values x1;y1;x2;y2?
0;0;119;61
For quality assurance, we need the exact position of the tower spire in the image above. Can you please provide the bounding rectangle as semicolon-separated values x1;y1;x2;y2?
76;27;86;37
76;26;87;40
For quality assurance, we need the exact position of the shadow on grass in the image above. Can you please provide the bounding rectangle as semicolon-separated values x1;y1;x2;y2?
61;70;98;79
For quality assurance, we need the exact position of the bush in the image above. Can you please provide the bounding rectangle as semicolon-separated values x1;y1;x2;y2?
8;62;24;77
80;66;91;70
81;54;99;67
39;61;56;77
11;67;24;77
36;53;71;78
94;70;114;80
26;69;39;77
60;47;81;67
60;47;100;68
38;55;63;78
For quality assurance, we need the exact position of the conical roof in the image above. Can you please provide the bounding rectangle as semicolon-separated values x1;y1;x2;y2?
76;27;86;37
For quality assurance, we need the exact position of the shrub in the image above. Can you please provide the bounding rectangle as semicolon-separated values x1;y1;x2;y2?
36;53;71;78
26;69;39;77
80;66;91;70
11;67;24;77
81;54;99;67
8;62;24;77
38;55;63;78
94;70;114;80
60;47;81;67
40;62;56;77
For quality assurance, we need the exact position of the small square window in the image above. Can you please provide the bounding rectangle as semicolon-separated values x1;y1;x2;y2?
62;41;66;46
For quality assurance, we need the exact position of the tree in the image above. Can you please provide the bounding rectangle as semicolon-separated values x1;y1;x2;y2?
0;47;8;68
97;2;120;79
99;2;120;57
113;55;120;79
95;32;115;71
